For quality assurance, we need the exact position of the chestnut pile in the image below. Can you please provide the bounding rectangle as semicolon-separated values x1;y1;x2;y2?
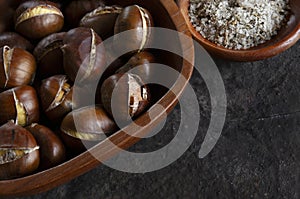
0;0;156;180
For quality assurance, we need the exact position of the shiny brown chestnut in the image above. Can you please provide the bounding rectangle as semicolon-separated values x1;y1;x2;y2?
80;5;123;40
0;46;36;90
0;85;39;126
113;5;154;54
62;27;106;83
64;0;105;28
39;75;72;124
14;0;64;39
26;123;65;170
116;51;155;82
101;73;150;126
60;105;118;152
0;120;39;180
0;32;34;51
33;32;65;79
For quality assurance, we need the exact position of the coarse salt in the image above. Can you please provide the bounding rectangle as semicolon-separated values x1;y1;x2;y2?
189;0;290;50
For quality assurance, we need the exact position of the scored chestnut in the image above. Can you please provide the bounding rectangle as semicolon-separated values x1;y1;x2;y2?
80;5;123;40
33;32;65;79
64;0;105;28
116;51;155;82
0;85;39;126
62;27;106;83
14;0;64;39
39;75;73;124
0;120;39;180
26;123;66;170
0;32;34;51
60;105;118;152
0;46;36;90
113;5;154;54
101;73;150;126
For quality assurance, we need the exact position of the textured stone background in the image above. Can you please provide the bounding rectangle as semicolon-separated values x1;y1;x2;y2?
14;39;300;199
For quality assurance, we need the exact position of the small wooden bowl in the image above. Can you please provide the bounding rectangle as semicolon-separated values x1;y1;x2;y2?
178;0;300;61
0;0;194;197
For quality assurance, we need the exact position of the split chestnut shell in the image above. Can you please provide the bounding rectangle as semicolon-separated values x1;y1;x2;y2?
0;121;39;180
113;5;154;53
60;105;117;152
62;27;106;83
14;0;64;39
0;85;39;126
0;46;36;90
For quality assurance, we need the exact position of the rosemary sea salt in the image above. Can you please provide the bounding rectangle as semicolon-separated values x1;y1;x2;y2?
189;0;290;49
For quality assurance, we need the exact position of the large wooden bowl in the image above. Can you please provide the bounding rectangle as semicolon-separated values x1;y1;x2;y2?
178;0;300;61
0;0;194;197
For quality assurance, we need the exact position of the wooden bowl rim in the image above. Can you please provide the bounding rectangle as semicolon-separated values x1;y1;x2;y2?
178;0;300;61
0;0;194;197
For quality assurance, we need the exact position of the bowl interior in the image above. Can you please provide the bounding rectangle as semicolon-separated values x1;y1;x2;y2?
0;0;194;197
179;0;300;61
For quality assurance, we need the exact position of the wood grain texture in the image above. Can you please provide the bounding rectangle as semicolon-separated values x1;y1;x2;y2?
0;0;194;197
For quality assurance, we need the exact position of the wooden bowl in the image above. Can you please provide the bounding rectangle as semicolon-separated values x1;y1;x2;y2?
178;0;300;61
0;0;194;197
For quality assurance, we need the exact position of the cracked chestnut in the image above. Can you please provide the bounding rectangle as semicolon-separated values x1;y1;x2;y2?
64;0;105;28
33;32;65;79
0;46;36;90
80;5;123;40
116;51;155;82
39;75;73;124
62;27;106;83
60;105;117;152
101;73;150;126
0;120;39;180
0;85;39;126
14;0;64;39
0;32;34;51
26;123;65;170
113;5;154;54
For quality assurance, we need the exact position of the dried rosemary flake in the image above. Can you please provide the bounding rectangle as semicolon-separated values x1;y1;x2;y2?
189;0;290;50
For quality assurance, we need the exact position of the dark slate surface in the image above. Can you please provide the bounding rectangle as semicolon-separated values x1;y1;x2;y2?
15;40;300;199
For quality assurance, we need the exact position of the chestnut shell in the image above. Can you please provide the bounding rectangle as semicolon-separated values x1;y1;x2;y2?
14;1;64;39
0;32;33;51
62;27;106;83
0;121;39;180
39;75;73;124
26;124;65;170
101;73;150;126
33;32;65;79
0;46;37;90
80;5;123;40
0;85;40;126
60;105;117;152
113;5;154;53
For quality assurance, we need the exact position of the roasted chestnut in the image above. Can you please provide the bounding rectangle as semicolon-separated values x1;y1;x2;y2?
62;27;106;83
113;5;154;54
80;5;123;40
101;73;150;126
39;75;72;124
0;120;39;180
60;105;117;152
0;85;39;126
26;123;65;170
14;0;64;39
64;0;105;28
33;32;65;79
0;46;36;90
0;32;34;51
116;51;155;82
